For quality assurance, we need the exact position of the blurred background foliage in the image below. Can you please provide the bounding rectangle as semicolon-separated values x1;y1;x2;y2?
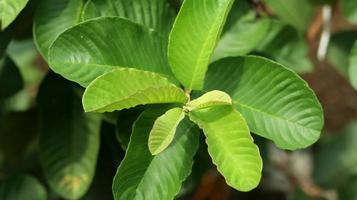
1;0;357;199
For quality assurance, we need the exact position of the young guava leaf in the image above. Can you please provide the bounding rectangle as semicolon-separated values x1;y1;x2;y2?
0;0;29;30
349;41;357;91
49;17;175;87
33;0;84;58
0;175;47;200
112;107;199;200
38;73;101;200
212;12;271;61
82;0;175;37
148;107;185;155
189;106;262;192
205;56;324;150
168;0;234;90
185;90;232;111
83;68;188;113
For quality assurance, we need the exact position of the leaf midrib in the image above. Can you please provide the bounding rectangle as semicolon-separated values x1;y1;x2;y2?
187;0;232;90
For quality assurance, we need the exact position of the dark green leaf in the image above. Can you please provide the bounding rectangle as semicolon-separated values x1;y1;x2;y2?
37;73;101;199
82;0;175;37
33;0;84;58
49;17;175;87
0;175;47;200
0;56;23;100
263;0;314;32
314;123;357;188
205;56;324;150
112;107;199;200
212;12;271;61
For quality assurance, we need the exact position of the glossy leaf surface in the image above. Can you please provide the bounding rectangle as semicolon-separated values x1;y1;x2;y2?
33;0;84;58
49;17;174;87
205;56;324;150
168;0;234;90
83;68;187;113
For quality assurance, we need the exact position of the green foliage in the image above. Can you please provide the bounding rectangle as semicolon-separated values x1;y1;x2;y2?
0;0;330;199
38;73;101;199
112;108;199;200
263;0;314;32
0;0;29;30
33;0;84;58
256;20;313;73
349;41;357;90
205;56;324;150
0;56;23;100
148;107;185;155
82;0;175;37
0;175;47;200
185;90;232;111
314;123;357;188
213;12;271;61
48;17;175;87
341;0;357;24
168;0;234;90
189;106;262;191
83;68;188;112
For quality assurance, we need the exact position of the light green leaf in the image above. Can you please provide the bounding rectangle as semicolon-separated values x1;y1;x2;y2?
205;56;324;150
349;41;357;90
83;68;188;113
0;175;47;200
212;12;271;61
185;90;232;111
263;0;314;32
33;0;84;58
148;107;185;155
112;107;199;200
0;0;29;30
168;0;234;90
341;0;357;24
314;123;357;188
37;73;101;199
189;106;262;191
49;17;175;87
82;0;175;37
